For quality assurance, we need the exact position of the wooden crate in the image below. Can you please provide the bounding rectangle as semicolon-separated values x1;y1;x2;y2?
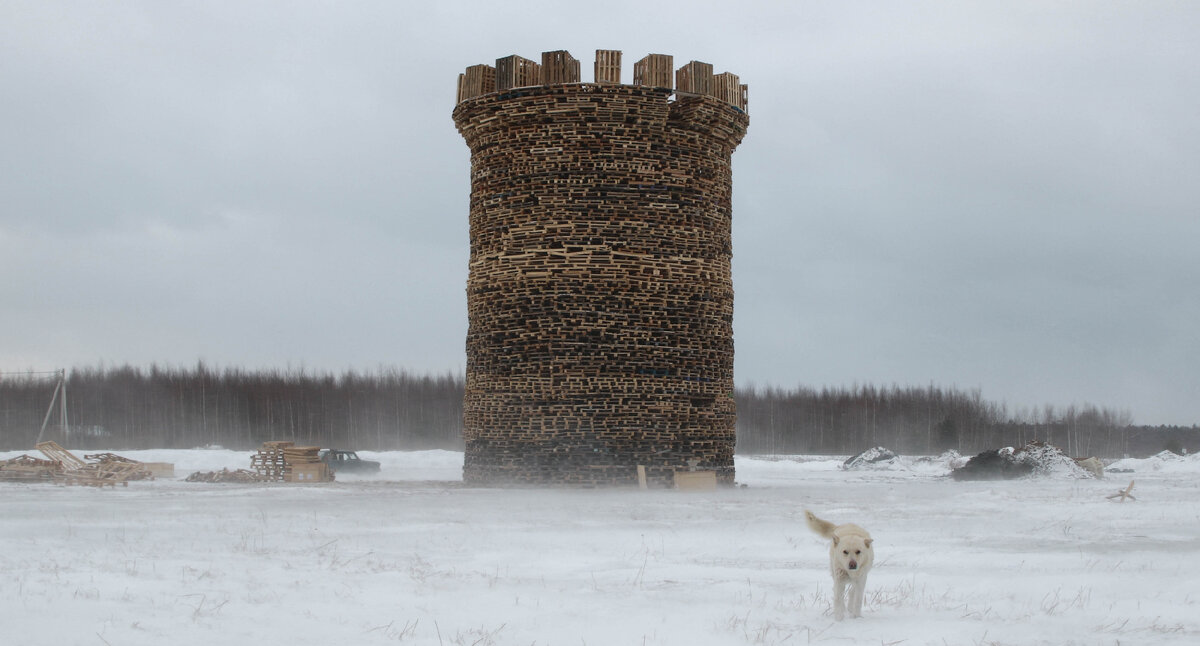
285;462;332;483
674;470;717;491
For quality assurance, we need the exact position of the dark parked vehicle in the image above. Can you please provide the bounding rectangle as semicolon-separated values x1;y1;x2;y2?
318;449;381;473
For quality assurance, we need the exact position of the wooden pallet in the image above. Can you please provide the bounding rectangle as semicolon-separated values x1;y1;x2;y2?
35;440;87;470
594;49;622;84
675;60;713;96
541;50;580;85
633;53;673;89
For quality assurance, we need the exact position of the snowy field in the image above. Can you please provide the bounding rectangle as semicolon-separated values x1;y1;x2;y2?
2;449;1198;646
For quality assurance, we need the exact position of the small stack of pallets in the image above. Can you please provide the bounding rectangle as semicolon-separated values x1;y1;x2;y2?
250;441;332;482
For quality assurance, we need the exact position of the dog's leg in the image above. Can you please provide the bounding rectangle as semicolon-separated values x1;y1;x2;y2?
848;577;865;618
833;575;847;621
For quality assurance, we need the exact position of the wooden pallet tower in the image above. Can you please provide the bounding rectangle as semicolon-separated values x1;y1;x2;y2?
453;49;749;487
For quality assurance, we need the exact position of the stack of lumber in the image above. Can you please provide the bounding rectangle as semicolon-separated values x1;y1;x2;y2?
282;445;322;465
0;455;62;482
250;441;332;482
34;441;152;487
451;50;749;487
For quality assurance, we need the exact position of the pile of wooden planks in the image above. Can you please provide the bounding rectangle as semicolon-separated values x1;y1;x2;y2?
0;454;62;482
250;441;332;482
29;442;153;487
63;460;151;487
452;51;748;487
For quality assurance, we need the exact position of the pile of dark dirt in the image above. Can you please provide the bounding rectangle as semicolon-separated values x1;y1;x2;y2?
952;441;1091;480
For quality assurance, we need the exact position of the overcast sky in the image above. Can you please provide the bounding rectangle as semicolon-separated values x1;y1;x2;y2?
2;1;1197;425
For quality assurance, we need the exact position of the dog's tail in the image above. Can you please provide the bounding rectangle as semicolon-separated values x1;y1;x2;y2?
805;510;837;539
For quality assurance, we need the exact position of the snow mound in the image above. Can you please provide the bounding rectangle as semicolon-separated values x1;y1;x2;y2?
911;449;967;475
842;447;899;470
1107;450;1200;474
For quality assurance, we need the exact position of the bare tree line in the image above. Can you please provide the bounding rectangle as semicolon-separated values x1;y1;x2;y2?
734;383;1195;458
0;364;463;451
1;366;1195;457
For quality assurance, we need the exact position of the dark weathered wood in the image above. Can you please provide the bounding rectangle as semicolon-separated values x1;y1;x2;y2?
453;50;749;487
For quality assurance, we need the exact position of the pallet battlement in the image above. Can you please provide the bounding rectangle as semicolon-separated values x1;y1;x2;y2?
456;49;748;112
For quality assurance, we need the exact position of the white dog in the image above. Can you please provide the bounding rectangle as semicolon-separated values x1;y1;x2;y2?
805;510;874;620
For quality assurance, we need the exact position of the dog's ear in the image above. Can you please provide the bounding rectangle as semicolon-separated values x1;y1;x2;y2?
831;535;840;546
865;538;873;548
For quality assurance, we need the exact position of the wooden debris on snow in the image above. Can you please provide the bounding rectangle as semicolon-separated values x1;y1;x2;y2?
1107;480;1136;502
0;454;62;481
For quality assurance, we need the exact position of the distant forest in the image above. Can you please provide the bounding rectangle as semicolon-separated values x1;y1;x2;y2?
1;365;1195;457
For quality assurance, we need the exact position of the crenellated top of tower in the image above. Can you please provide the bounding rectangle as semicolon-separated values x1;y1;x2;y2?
456;49;748;113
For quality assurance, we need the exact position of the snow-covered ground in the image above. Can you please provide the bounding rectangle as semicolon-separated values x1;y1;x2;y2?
2;448;1198;645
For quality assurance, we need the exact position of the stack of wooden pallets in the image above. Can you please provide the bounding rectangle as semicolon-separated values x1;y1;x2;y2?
250;441;332;482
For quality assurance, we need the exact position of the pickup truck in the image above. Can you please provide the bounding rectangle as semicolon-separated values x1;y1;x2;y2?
318;449;381;474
